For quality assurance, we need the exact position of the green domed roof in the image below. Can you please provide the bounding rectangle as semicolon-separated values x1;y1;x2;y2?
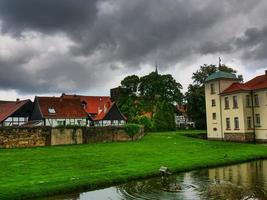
206;71;237;82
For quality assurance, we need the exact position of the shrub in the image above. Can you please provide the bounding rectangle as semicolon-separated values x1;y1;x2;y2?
123;123;142;140
134;115;152;132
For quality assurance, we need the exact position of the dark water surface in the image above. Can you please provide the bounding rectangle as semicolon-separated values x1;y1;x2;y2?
44;160;267;200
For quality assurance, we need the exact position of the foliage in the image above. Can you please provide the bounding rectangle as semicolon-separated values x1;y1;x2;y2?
133;115;153;132
1;131;267;200
139;72;183;103
120;75;140;96
117;71;183;124
186;64;243;129
120;97;141;122
123;123;142;139
153;101;175;131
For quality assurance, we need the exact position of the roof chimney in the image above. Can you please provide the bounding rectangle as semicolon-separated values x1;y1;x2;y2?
265;70;267;76
16;98;20;102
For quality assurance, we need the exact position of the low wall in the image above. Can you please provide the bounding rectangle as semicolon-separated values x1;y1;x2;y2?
0;127;51;148
224;132;254;142
83;126;144;143
51;128;83;145
0;126;144;148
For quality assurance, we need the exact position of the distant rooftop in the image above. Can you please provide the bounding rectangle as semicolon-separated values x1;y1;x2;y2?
206;71;238;82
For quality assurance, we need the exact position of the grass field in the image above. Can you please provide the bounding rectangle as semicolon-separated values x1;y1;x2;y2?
1;130;267;199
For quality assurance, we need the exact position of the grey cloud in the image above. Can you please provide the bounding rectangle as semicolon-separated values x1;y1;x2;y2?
0;0;98;35
0;0;267;94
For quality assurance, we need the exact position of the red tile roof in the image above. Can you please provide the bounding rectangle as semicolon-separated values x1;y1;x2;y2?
0;100;30;122
60;94;126;121
94;102;127;121
176;105;187;113
221;73;267;94
94;102;114;121
61;94;112;114
36;97;88;118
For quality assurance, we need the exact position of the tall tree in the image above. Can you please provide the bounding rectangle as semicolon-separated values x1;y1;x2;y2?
139;72;183;104
117;71;183;127
153;101;176;131
186;64;242;129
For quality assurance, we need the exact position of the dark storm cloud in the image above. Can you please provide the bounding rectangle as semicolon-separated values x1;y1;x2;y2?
234;26;267;61
0;0;266;94
0;0;98;35
198;25;267;62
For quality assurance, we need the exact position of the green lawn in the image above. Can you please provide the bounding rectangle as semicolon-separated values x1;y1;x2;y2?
1;130;267;199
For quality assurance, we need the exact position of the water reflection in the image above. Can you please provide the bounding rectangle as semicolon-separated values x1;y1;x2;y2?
44;160;267;200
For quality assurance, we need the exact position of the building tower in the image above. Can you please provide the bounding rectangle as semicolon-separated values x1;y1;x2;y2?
205;71;239;140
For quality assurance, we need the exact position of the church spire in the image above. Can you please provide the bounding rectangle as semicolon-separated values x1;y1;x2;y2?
155;62;158;74
219;57;222;68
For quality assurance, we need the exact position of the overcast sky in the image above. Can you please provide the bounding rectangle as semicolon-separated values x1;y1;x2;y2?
0;0;267;100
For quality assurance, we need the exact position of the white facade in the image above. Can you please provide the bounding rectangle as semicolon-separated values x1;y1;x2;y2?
44;118;87;127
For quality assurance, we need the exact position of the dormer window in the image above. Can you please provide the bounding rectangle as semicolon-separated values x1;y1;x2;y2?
48;107;56;114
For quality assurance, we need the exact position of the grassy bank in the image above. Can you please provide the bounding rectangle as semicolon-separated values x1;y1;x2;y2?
1;130;267;199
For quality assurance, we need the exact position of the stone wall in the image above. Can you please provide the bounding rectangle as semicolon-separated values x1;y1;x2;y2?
0;126;144;148
224;132;254;142
0;127;51;148
83;126;144;143
51;128;83;145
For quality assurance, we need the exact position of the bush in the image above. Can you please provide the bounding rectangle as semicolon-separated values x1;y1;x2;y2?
123;123;142;139
134;115;152;132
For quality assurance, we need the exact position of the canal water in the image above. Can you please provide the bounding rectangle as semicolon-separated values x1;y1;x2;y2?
44;160;267;200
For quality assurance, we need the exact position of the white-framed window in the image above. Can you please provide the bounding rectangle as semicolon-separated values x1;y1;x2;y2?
254;94;259;106
70;119;75;125
57;121;65;126
212;99;216;107
233;96;238;108
226;118;230;130
247;116;252;129
225;97;229;109
246;95;251;107
48;107;56;114
234;117;239;130
255;114;261;126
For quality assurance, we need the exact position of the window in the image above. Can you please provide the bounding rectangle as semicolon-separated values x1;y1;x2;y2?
224;97;229;109
234;117;239;129
247;117;252;129
211;84;215;94
213;127;217;131
226;118;230;129
233;96;238;108
246;95;251;107
70;119;75;125
212;113;216;120
48;107;56;114
212;99;216;107
57;121;65;126
254;94;259;106
255;114;261;126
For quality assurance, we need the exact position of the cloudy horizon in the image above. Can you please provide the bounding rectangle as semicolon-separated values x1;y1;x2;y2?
0;0;267;101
